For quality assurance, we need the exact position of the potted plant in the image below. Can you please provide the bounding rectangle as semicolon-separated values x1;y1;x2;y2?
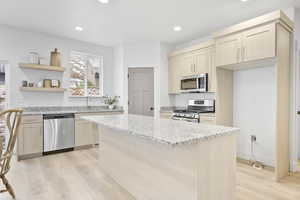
104;96;119;110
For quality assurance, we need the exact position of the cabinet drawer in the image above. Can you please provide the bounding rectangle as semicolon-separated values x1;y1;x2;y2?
160;112;173;119
22;115;43;124
200;116;216;125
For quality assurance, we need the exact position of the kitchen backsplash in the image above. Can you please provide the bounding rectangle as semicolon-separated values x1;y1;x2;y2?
170;92;215;107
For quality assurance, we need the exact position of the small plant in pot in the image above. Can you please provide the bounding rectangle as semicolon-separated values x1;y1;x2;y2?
104;96;119;110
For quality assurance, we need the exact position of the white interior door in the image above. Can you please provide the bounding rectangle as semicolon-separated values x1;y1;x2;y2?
128;68;154;116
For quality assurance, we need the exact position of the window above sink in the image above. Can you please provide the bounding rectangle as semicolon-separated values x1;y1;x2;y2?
69;51;103;98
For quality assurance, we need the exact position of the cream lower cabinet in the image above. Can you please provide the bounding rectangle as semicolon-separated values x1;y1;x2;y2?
216;23;276;67
75;119;97;147
209;50;217;92
18;115;43;158
160;112;173;119
75;112;123;147
17;112;123;160
200;116;216;125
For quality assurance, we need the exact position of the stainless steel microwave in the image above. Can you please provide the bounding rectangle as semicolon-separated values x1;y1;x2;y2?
181;73;208;93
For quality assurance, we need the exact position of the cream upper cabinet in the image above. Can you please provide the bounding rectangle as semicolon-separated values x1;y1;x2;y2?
182;54;195;76
168;45;216;94
194;49;210;74
242;23;276;62
209;49;216;92
200;116;216;125
216;23;276;67
216;33;242;67
168;55;183;94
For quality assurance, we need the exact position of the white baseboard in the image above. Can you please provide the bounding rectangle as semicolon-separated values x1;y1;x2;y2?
237;152;275;167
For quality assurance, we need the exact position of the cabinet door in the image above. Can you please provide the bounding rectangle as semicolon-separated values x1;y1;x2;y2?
242;23;276;62
216;33;242;66
209;49;217;92
200;116;216;125
75;120;94;147
21;123;43;155
168;56;183;94
182;54;195;76
194;49;210;74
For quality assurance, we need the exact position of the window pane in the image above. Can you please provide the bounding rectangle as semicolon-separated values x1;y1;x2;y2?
69;52;102;97
70;53;86;96
86;57;101;96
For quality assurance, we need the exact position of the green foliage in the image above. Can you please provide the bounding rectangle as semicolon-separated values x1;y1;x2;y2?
104;96;120;105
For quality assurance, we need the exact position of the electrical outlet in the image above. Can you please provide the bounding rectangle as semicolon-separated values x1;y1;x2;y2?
251;135;257;142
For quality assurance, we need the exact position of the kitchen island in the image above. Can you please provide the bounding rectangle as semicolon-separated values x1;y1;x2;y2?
82;114;239;200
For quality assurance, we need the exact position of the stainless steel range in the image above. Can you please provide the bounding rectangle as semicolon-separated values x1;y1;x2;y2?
172;99;215;123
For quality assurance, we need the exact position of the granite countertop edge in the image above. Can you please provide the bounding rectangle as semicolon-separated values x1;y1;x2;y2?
91;122;239;147
81;115;240;147
22;107;124;116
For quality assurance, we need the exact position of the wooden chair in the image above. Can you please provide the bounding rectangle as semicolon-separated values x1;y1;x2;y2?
0;109;23;199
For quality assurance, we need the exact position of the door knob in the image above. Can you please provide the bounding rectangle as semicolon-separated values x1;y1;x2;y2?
297;111;300;115
150;107;154;111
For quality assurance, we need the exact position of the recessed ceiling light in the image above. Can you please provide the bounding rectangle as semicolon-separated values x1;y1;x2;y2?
240;0;249;2
75;26;83;32
98;0;109;4
173;26;182;32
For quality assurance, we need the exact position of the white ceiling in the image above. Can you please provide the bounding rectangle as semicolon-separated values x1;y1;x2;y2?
0;0;299;46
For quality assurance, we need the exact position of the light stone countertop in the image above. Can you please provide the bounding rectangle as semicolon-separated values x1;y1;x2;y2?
82;114;239;146
22;106;124;116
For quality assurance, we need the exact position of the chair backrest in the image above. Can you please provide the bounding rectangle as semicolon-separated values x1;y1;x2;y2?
0;109;23;176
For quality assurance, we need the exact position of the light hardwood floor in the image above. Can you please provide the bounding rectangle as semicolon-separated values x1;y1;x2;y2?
0;149;300;200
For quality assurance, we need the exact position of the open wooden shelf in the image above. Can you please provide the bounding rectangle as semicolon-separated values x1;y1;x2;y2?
20;87;66;93
19;63;65;72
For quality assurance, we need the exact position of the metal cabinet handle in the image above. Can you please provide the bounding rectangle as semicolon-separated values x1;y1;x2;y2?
242;46;246;61
237;48;240;62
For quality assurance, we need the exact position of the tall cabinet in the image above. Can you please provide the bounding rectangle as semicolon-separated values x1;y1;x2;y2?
214;10;293;181
216;23;276;67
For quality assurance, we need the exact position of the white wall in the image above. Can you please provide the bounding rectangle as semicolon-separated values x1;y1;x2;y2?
159;43;173;107
294;8;300;160
233;66;277;167
125;42;161;117
113;42;172;116
0;25;114;108
113;45;126;109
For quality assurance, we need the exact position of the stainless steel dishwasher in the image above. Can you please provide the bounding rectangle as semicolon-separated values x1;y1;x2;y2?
43;113;75;154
